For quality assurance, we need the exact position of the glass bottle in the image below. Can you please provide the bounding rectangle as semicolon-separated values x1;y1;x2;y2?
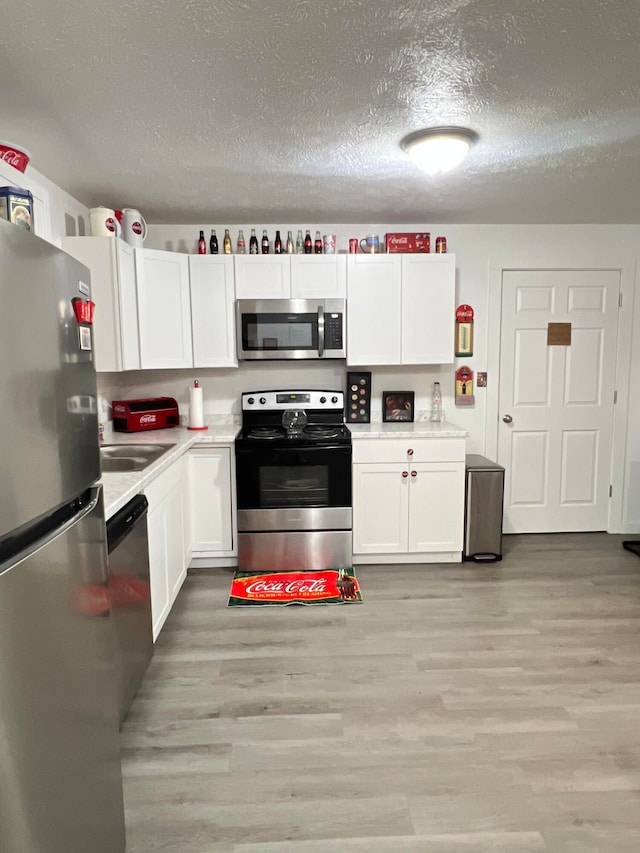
237;229;246;254
274;230;283;254
286;230;294;254
198;230;206;254
249;228;259;254
430;381;442;423
209;228;218;254
303;229;312;254
295;229;304;254
314;230;322;254
223;228;232;254
261;229;270;254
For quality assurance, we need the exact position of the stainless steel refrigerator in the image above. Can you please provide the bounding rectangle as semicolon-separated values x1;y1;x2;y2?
0;220;126;852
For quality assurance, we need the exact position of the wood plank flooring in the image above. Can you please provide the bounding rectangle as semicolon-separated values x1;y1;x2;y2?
120;533;640;851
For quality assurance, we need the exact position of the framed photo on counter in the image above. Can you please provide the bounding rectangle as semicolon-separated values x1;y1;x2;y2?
382;391;414;422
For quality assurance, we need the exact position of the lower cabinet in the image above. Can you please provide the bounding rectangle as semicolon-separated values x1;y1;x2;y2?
352;438;465;563
145;456;191;640
188;447;236;565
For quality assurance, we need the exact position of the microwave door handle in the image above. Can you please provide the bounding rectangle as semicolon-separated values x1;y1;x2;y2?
317;305;325;357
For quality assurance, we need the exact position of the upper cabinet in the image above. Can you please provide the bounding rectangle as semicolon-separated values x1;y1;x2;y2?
235;254;346;299
135;248;193;369
347;254;455;366
61;236;140;372
189;255;237;368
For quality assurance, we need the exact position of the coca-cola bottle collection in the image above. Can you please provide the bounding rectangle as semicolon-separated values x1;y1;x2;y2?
195;227;344;254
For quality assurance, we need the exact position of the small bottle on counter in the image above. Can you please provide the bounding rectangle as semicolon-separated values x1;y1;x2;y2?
286;230;294;254
430;381;443;423
261;229;270;254
237;229;246;254
249;228;259;254
223;228;232;254
198;230;206;254
209;229;218;254
314;230;322;254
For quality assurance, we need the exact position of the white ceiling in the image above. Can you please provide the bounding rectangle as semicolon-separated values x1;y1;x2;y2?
2;0;640;224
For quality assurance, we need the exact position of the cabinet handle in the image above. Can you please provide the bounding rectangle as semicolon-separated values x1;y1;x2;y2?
402;471;409;478
407;448;414;456
411;470;417;477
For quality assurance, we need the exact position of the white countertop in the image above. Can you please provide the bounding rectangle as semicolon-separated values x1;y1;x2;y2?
100;424;238;518
349;419;468;439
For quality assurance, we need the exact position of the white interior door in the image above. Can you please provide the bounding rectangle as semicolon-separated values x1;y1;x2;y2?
498;269;620;533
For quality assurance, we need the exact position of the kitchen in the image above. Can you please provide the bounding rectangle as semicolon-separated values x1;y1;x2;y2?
3;1;640;850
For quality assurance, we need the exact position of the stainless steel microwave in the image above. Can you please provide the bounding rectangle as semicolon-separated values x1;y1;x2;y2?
236;299;346;360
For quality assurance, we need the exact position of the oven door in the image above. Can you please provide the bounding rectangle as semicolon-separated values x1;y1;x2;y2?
236;444;351;510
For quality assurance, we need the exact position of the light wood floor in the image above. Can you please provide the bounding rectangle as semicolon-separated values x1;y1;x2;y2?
121;533;640;852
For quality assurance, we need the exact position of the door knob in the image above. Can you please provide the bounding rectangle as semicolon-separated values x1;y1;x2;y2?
503;414;513;424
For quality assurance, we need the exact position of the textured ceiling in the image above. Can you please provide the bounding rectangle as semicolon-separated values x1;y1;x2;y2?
2;0;640;223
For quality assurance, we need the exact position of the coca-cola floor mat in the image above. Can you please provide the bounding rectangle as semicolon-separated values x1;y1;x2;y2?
227;568;362;607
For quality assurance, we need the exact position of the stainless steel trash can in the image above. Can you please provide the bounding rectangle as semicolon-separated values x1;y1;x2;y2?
464;454;505;562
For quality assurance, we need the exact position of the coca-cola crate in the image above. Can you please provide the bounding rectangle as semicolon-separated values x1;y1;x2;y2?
385;232;430;253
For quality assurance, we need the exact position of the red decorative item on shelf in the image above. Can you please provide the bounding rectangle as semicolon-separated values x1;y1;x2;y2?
385;232;430;253
0;142;30;173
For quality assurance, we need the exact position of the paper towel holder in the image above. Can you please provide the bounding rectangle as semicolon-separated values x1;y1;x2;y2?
187;379;209;431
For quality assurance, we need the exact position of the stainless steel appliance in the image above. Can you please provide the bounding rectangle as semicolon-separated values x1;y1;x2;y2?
0;219;126;852
106;494;153;723
464;454;505;562
235;390;352;570
236;299;346;360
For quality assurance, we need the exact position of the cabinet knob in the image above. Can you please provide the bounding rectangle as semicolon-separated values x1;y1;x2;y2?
407;448;414;456
411;470;417;477
402;471;409;478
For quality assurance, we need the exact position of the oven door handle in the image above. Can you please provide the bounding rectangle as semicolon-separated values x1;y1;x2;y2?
317;305;325;358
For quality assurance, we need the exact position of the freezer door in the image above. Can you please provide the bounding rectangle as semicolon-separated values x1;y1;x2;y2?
0;219;100;541
0;486;126;852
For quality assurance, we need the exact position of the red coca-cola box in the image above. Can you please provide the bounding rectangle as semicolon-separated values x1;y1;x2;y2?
385;232;431;253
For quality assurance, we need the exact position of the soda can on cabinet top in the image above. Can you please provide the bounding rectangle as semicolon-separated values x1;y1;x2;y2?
435;236;447;253
348;238;358;254
0;186;33;231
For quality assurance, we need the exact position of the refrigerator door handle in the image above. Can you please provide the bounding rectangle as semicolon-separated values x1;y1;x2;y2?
0;486;101;577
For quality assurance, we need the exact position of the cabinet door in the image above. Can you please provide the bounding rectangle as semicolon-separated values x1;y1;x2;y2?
136;248;192;368
291;255;346;298
147;496;170;641
408;462;465;552
353;463;409;553
401;254;455;364
166;481;188;605
347;255;402;365
234;255;291;298
189;448;234;553
61;237;140;371
189;255;237;367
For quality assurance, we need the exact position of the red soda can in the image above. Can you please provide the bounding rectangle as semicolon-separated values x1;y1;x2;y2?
349;238;358;254
435;236;447;253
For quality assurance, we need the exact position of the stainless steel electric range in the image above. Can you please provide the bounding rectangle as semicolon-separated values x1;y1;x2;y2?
235;390;352;572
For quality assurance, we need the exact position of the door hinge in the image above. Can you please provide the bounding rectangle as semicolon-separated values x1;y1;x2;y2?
619;292;623;307
609;485;613;498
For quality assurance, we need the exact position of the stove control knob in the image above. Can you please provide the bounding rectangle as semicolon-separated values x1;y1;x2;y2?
259;397;266;405
247;397;255;405
331;396;338;403
320;396;327;404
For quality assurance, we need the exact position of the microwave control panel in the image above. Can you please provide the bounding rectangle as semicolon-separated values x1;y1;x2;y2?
324;313;344;349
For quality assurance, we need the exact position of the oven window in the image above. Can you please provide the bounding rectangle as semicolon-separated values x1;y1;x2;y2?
242;313;318;351
259;465;328;507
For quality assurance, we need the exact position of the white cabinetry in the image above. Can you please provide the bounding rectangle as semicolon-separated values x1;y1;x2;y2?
188;446;236;566
189;255;237;367
135;248;193;368
235;255;346;299
61;237;140;371
352;438;465;563
347;254;455;365
145;456;191;640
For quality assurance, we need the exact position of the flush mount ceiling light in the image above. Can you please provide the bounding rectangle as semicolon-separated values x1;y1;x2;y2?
401;126;478;175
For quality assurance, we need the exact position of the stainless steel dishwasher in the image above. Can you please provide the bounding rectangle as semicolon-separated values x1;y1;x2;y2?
106;494;153;724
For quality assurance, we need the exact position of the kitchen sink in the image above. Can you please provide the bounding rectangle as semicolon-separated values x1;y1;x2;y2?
99;443;174;473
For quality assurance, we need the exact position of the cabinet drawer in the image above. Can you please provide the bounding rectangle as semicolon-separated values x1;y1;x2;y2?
353;438;465;464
